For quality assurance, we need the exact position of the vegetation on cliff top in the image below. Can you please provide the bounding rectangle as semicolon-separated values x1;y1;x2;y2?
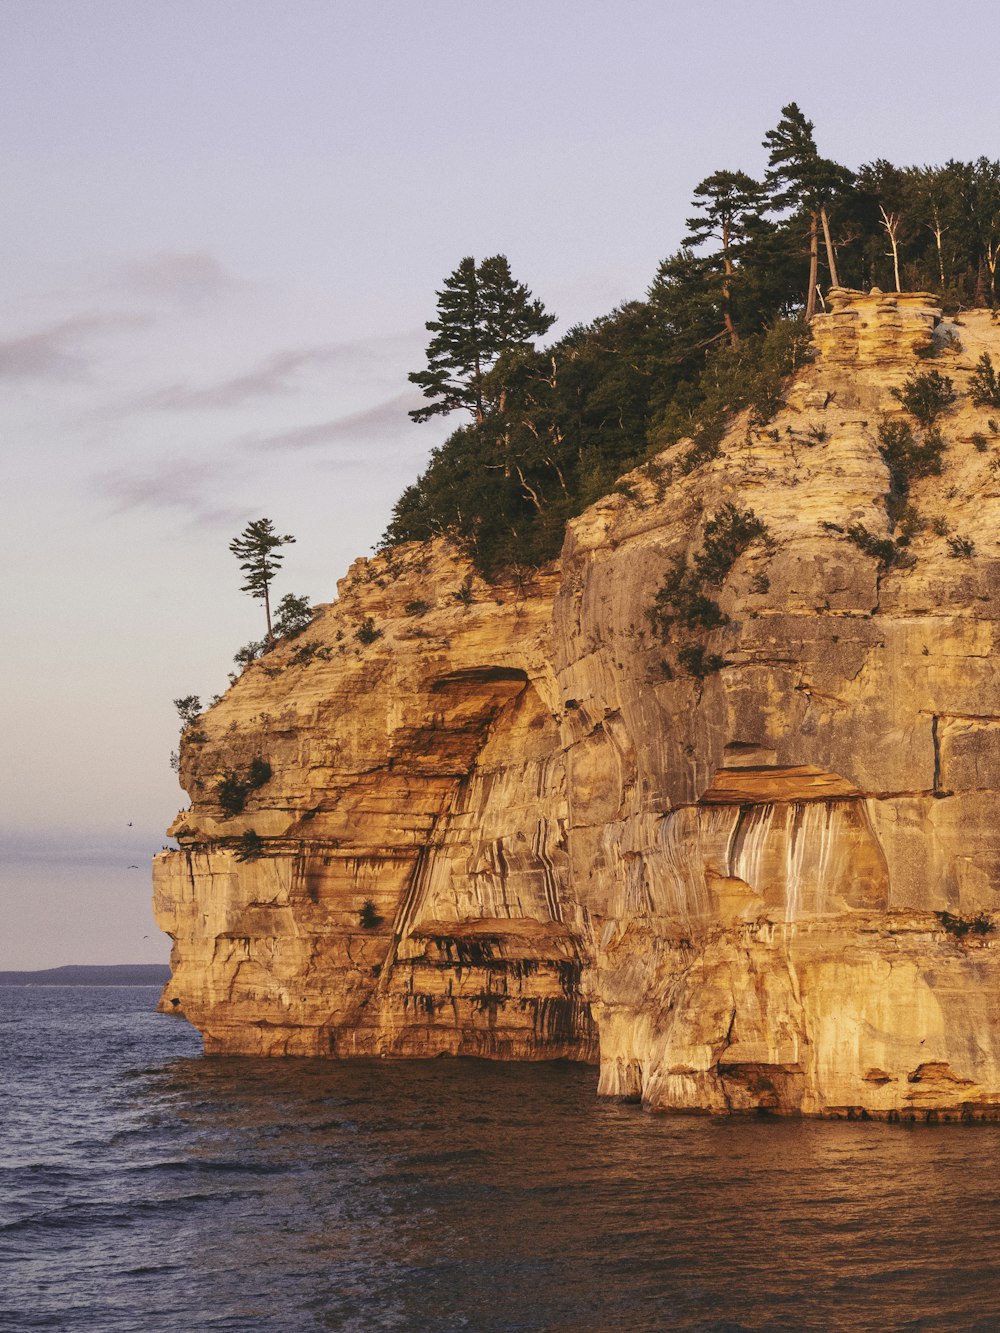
384;103;1000;577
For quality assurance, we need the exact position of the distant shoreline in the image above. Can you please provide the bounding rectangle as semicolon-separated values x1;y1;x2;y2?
0;964;170;987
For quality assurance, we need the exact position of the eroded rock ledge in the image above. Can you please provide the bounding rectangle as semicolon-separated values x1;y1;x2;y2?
156;293;1000;1118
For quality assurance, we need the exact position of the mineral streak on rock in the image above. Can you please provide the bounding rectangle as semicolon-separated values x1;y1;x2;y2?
156;292;1000;1118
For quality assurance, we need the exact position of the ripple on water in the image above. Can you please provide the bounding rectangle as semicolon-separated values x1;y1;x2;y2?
5;987;1000;1331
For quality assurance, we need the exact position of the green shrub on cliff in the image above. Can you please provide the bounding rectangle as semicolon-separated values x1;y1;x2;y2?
947;535;976;558
273;592;314;639
648;504;769;677
355;617;382;645
649;560;729;637
937;910;994;938
233;641;266;670
676;644;727;678
233;830;264;862
174;695;202;729
843;523;909;572
288;640;333;666
215;757;273;818
969;354;1000;408
890;370;956;426
216;771;249;817
696;504;770;584
876;418;946;525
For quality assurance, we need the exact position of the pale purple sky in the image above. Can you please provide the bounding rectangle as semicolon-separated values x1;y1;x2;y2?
3;0;998;967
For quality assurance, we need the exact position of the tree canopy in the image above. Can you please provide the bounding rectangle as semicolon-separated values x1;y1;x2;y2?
408;255;555;423
763;102;854;313
384;106;1000;578
683;170;767;346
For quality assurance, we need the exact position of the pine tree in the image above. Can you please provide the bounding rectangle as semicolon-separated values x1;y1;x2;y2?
408;255;555;423
229;518;295;642
857;160;910;292
763;103;854;316
968;157;1000;305
907;164;954;291
647;248;722;361
683;170;765;346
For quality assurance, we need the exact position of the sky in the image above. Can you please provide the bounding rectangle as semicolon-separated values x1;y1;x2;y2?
3;0;999;968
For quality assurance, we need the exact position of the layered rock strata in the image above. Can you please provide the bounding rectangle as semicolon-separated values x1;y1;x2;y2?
156;551;593;1060
156;292;1000;1118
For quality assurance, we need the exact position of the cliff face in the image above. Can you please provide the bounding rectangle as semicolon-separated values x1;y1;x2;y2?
156;291;1000;1118
156;547;592;1060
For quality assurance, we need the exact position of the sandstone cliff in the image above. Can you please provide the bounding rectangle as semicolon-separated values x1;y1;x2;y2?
155;291;1000;1119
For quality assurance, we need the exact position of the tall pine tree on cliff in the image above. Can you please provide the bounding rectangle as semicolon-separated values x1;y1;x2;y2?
408;255;555;423
683;170;766;347
763;103;853;316
229;517;295;644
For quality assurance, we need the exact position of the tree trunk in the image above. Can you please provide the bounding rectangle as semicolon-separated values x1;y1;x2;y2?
722;219;740;347
929;208;946;288
263;581;273;642
879;206;902;292
474;353;484;424
820;205;839;288
721;265;740;347
515;464;544;512
553;455;568;495
975;259;989;308
805;212;819;319
722;300;739;348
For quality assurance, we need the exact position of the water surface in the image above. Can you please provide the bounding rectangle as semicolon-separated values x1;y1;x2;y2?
3;987;1000;1331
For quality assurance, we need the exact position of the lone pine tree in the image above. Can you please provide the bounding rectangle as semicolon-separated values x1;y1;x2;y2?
229;518;295;642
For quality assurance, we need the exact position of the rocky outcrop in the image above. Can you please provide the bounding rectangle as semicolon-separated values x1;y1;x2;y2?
156;549;593;1060
156;293;1000;1118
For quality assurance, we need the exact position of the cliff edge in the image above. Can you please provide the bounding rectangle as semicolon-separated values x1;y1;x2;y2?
155;291;1000;1118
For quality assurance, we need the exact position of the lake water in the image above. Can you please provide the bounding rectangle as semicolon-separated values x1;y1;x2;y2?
3;986;1000;1331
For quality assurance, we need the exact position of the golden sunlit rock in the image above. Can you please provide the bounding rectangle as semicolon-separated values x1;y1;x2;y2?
156;292;1000;1118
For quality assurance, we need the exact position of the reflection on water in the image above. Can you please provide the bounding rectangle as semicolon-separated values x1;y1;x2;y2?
3;987;1000;1331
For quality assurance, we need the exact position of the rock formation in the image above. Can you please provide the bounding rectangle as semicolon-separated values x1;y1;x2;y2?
155;291;1000;1118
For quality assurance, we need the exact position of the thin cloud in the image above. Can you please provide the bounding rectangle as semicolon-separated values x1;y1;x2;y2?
0;313;144;381
93;457;246;529
96;333;418;420
121;251;243;302
243;391;423;451
128;346;341;412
